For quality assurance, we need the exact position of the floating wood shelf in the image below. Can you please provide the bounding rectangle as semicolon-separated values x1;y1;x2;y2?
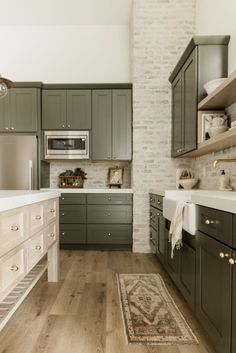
184;128;236;158
198;70;236;110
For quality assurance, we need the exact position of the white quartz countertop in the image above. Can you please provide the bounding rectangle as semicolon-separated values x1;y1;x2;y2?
0;190;61;212
41;188;133;194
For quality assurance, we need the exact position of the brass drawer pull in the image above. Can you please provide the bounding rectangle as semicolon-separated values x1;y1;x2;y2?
34;245;41;250
61;197;65;201
150;235;153;240
107;213;111;216
219;252;229;259
157;213;161;217
61;232;65;236
229;258;236;265
11;265;19;272
11;225;19;231
107;233;111;237
205;219;215;225
49;233;55;238
150;197;153;202
108;197;111;201
50;209;55;213
61;213;65;216
35;215;42;220
157;200;161;205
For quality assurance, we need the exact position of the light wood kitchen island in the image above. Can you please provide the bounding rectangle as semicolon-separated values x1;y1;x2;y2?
0;190;60;330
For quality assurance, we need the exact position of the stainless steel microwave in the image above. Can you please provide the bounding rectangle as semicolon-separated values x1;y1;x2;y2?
44;131;89;159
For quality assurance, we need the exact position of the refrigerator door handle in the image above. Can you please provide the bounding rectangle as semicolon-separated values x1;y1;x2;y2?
28;160;33;190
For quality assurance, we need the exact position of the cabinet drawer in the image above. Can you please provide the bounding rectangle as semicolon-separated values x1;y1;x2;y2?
87;193;132;205
0;245;27;301
60;193;86;205
149;194;163;210
198;206;232;247
150;226;157;251
45;199;57;225
60;224;86;244
27;231;45;271
0;207;28;257
60;205;86;223
150;206;158;229
87;205;132;224
30;203;44;234
45;222;57;249
87;225;132;244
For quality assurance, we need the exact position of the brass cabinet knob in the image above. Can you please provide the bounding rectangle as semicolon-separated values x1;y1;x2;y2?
11;265;19;272
205;219;214;225
108;197;111;201
62;124;65;128
11;225;19;231
34;245;41;250
4;127;9;130
157;200;161;205
61;213;65;216
219;252;229;259
107;213;111;216
150;197;153;202
10;127;15;130
229;258;236;265
50;209;55;213
108;233;111;237
157;213;161;217
67;124;71;128
35;215;42;220
61;197;65;201
49;233;55;238
150;235;153;240
61;232;65;236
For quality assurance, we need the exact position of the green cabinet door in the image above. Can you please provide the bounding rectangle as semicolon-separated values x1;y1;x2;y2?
232;250;236;353
0;94;10;132
156;213;166;265
42;90;66;130
10;88;38;132
178;241;196;310
67;90;92;129
112;89;132;160
182;49;197;154
171;72;182;157
92;90;112;160
196;232;232;353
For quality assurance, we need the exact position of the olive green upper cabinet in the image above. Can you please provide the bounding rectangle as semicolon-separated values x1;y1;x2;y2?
112;89;132;160
0;88;39;132
42;89;92;130
169;36;230;158
92;89;132;161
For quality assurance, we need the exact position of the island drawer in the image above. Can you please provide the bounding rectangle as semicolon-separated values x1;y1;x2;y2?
87;225;132;244
45;222;57;249
60;194;86;205
30;202;44;234
45;199;57;225
60;224;86;244
198;206;233;247
60;205;86;224
0;206;29;257
149;194;163;210
87;194;132;205
27;231;45;271
87;205;132;224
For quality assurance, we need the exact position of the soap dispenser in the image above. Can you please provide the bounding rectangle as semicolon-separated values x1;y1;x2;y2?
219;170;228;190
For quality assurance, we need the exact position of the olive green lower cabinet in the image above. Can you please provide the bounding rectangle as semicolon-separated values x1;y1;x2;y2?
59;193;133;250
232;251;236;353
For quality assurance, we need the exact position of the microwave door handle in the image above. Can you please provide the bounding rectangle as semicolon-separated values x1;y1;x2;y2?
28;160;33;190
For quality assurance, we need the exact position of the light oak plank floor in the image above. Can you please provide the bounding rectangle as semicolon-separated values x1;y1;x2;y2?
0;251;216;353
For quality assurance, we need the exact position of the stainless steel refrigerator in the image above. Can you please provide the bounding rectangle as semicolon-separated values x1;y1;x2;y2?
0;135;38;190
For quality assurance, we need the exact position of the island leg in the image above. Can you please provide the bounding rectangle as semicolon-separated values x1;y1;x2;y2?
48;240;59;282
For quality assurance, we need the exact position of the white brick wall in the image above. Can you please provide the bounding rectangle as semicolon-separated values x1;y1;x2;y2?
132;0;196;252
50;161;131;189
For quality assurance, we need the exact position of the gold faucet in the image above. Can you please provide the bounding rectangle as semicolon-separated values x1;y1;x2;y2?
213;159;236;168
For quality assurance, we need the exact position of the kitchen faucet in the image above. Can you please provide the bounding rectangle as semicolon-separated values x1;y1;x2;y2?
213;159;236;168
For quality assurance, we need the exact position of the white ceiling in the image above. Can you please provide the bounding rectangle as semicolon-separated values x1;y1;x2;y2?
0;0;133;26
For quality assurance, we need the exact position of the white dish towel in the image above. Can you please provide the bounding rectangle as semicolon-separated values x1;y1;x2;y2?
169;200;187;258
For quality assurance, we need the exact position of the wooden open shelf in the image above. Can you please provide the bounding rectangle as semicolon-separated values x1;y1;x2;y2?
198;70;236;110
185;128;236;158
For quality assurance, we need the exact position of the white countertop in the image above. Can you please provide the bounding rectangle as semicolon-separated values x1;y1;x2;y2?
152;188;236;213
0;190;61;212
41;188;133;194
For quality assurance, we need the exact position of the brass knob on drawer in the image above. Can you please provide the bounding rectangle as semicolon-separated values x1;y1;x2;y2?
205;219;214;225
11;225;19;231
229;258;236;265
157;213;161;217
108;197;111;201
157;200;161;205
219;252;229;259
35;215;41;220
50;209;55;213
49;233;55;238
61;197;65;200
61;213;65;216
150;197;153;202
34;245;41;250
150;235;153;240
11;265;19;271
107;213;111;216
108;233;111;237
61;232;65;236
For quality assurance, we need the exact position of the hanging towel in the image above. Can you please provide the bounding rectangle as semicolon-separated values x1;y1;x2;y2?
169;200;187;258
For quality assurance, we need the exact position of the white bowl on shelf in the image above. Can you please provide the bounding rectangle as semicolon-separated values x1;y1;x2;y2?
208;125;228;138
204;78;227;95
179;178;198;190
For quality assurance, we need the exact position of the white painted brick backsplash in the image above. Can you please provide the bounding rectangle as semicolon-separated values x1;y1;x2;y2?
50;161;131;189
131;0;195;252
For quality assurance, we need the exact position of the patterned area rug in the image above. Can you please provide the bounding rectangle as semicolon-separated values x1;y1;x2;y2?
117;273;199;345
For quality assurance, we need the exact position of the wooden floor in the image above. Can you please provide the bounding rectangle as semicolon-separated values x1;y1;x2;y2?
0;251;216;353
